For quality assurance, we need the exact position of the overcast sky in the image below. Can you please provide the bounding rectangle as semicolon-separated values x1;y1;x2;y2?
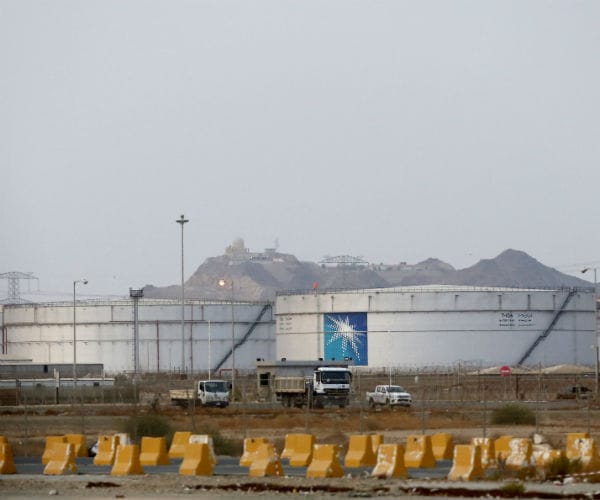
2;1;600;297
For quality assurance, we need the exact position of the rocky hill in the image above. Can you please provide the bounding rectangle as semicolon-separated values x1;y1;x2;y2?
143;241;591;302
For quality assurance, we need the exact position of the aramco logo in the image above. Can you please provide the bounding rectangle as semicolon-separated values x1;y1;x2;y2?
324;313;368;366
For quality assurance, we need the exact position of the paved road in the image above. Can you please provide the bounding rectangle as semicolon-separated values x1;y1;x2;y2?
15;456;453;478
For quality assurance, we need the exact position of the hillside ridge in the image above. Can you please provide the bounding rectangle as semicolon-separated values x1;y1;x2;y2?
143;242;590;301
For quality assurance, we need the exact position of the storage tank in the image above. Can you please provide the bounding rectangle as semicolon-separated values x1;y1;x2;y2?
275;286;597;368
1;299;275;373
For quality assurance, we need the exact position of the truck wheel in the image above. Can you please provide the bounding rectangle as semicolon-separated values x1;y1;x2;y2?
368;398;375;409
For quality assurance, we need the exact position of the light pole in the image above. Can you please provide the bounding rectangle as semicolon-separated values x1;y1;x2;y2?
387;330;392;385
208;320;212;380
218;278;235;400
582;267;599;397
176;214;189;374
73;279;88;388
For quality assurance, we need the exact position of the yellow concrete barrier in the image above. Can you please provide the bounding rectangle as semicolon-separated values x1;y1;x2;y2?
371;443;408;479
404;435;436;468
168;431;192;459
64;434;88;458
494;435;513;462
566;433;591;460
431;433;454;460
282;434;314;461
42;436;66;465
240;437;271;467
306;444;344;478
345;434;377;467
281;433;299;460
248;442;284;477
447;444;484;481
115;433;132;446
471;438;496;469
532;446;562;468
139;436;170;466
94;434;120;466
505;438;533;471
179;442;213;476
288;434;315;467
0;443;17;474
566;437;600;472
43;442;77;475
281;433;315;466
111;444;144;476
190;434;218;465
370;434;384;456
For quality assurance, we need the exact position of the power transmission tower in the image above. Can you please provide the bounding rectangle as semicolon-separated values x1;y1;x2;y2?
0;272;38;304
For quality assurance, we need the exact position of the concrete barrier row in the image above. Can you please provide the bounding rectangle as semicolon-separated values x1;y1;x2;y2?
3;431;600;479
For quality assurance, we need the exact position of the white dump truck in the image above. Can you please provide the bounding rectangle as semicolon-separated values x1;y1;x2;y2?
256;359;353;408
169;379;230;408
366;384;412;408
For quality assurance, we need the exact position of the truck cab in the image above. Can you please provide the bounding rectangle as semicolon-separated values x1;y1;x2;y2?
169;379;230;408
312;366;352;406
307;366;352;408
198;380;230;407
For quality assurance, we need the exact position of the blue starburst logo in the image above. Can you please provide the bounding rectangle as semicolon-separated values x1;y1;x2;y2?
324;313;368;366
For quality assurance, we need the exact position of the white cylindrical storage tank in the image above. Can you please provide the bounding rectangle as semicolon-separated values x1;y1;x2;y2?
2;299;275;373
275;286;597;368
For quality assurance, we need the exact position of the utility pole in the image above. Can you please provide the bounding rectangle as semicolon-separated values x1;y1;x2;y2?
176;215;189;374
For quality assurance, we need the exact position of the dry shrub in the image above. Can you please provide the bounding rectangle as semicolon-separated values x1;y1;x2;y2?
545;455;582;478
500;481;526;496
194;425;243;457
491;404;535;425
121;414;173;444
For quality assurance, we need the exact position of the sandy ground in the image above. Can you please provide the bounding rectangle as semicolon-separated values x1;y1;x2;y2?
2;474;600;499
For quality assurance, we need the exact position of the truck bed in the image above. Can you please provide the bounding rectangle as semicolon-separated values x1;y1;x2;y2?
169;389;195;400
273;377;306;393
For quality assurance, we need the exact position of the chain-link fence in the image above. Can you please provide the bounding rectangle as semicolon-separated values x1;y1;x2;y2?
1;365;597;407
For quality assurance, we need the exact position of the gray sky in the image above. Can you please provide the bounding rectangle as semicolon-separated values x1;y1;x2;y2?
2;1;600;297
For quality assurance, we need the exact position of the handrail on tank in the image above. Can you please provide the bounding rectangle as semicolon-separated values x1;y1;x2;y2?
276;285;595;296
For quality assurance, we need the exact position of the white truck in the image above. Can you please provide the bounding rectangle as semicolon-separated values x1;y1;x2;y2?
169;379;230;408
366;384;412;408
256;360;353;409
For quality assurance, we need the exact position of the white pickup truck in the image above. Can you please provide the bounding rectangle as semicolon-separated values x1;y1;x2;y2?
366;385;412;408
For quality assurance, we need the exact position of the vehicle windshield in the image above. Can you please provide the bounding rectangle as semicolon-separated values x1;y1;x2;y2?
204;381;228;393
388;386;406;393
320;371;350;384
